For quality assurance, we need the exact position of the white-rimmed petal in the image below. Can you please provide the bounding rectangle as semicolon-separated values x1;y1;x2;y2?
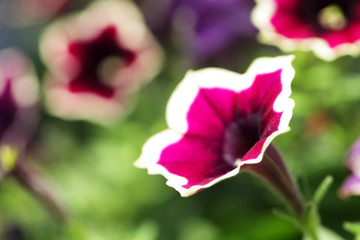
135;130;189;195
252;0;360;61
166;70;226;138
136;56;295;197
135;129;242;197
40;0;163;91
44;76;132;125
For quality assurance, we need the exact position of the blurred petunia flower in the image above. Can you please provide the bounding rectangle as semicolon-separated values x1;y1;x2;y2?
136;56;295;197
136;0;257;63
0;48;39;179
339;137;360;198
252;0;360;60
40;0;163;124
0;0;70;27
0;48;38;149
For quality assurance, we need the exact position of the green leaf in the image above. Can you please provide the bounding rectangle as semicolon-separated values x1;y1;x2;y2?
313;176;333;205
303;226;346;240
344;222;360;240
304;203;321;240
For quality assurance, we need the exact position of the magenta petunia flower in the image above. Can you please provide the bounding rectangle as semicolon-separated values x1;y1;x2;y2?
339;137;360;198
252;0;360;60
136;56;295;197
0;48;38;149
40;0;163;124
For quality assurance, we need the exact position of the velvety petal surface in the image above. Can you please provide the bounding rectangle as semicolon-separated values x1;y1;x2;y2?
136;56;295;196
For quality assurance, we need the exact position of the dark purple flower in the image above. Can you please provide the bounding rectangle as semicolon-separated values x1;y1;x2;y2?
339;137;360;198
137;0;257;63
40;0;163;124
253;0;360;60
136;56;295;196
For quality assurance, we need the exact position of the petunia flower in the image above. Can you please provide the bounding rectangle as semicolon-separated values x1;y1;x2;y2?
40;0;163;124
0;49;67;219
136;56;296;197
0;48;39;179
0;48;38;149
252;0;360;60
136;0;257;63
339;137;360;198
339;175;360;198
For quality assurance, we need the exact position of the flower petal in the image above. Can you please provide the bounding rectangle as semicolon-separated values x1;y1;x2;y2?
137;56;295;196
198;56;295;164
135;129;241;196
252;0;360;60
345;137;360;177
339;175;360;198
166;70;231;138
44;75;133;124
0;48;39;148
40;0;163;123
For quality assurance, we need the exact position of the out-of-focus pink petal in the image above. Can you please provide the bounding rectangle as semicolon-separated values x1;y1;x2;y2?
40;0;163;124
339;175;360;198
0;48;38;148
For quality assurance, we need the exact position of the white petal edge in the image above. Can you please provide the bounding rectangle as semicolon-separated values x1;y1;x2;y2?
39;0;163;90
143;56;295;195
238;55;295;165
248;55;295;132
196;55;295;166
135;129;242;197
0;48;39;108
44;76;131;124
251;0;360;61
165;70;200;134
166;55;295;136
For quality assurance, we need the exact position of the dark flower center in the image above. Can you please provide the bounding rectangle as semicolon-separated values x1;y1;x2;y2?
0;80;17;140
302;0;357;31
223;113;261;165
68;26;136;98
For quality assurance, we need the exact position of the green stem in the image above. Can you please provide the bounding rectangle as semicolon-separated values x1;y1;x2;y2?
243;144;304;217
13;159;68;221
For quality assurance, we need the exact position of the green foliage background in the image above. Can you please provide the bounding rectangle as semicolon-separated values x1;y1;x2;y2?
1;1;360;240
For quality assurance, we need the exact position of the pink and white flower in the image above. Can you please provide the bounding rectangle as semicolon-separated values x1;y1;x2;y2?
339;137;360;198
252;0;360;60
136;56;295;196
0;48;38;149
40;0;163;124
0;48;39;180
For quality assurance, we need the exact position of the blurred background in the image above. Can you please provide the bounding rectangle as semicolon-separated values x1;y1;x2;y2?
0;0;360;239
